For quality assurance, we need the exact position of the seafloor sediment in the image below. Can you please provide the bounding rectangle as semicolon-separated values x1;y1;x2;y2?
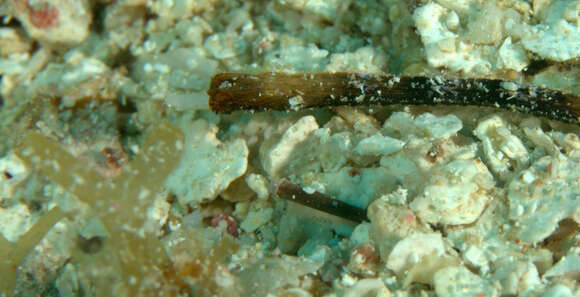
0;0;579;296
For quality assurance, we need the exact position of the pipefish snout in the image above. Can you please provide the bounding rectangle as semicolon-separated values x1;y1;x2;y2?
208;72;580;124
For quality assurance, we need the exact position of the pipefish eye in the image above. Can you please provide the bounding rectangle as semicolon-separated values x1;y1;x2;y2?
209;90;234;113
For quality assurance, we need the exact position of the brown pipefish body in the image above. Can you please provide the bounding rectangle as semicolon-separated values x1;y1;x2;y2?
208;72;580;124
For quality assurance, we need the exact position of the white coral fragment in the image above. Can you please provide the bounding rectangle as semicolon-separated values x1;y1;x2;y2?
410;159;494;225
167;119;248;204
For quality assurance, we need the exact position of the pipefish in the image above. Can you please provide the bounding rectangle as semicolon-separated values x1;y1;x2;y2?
208;72;580;125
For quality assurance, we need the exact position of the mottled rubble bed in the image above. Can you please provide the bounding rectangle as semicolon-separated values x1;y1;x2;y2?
0;0;579;297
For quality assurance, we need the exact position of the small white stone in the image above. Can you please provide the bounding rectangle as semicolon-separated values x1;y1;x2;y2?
342;278;391;297
297;238;331;263
245;173;270;200
10;0;91;45
445;11;460;30
521;120;558;155
386;233;446;275
265;44;329;72
0;28;32;56
382;112;417;139
464;245;489;275
349;223;372;247
368;200;424;261
498;37;529;72
325;46;388;74
240;205;273;233
491;260;540;295
543;248;580;281
288;95;305;111
262;116;319;177
474;115;529;182
521;20;580;61
507;154;580;243
410;159;494;225
0;152;29;199
539;284;574;297
521;171;535;184
354;134;405;156
434;266;499;297
204;32;247;59
167;119;248;204
413;3;493;74
379;186;408;205
0;204;33;242
341;273;358;287
318;167;396;208
414;113;462;140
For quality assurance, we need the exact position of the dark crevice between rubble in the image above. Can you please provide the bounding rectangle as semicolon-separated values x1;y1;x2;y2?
89;0;110;35
540;219;580;263
523;59;552;77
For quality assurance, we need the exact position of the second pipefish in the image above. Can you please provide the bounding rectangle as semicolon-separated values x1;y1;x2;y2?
208;72;580;124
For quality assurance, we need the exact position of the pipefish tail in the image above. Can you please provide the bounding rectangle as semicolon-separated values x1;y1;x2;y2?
208;72;580;124
274;180;368;223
